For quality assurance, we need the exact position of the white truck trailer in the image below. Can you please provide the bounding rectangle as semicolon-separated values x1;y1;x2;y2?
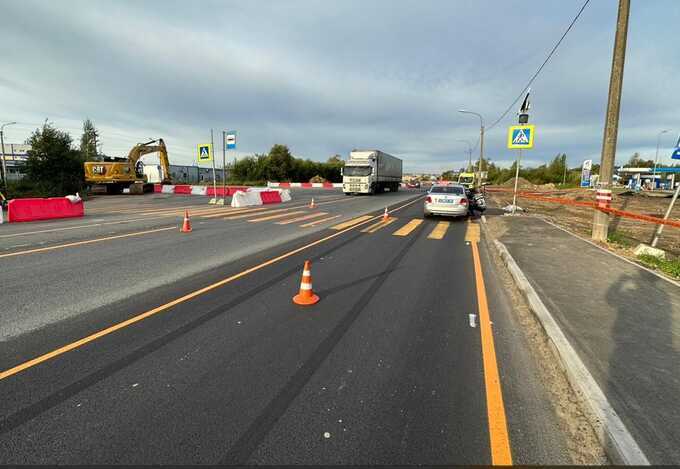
342;150;403;195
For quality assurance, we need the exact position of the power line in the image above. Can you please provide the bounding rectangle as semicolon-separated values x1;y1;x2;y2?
486;0;591;131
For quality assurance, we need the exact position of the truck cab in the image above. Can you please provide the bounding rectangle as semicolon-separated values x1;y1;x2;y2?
457;172;476;189
342;150;402;195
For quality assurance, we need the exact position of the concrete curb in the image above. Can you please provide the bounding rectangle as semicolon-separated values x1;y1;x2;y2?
492;239;649;466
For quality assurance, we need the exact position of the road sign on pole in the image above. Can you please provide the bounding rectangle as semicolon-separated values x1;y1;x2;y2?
507;125;535;149
671;148;680;160
226;131;236;150
197;143;213;163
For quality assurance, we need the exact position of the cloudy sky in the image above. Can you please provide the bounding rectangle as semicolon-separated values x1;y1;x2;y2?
1;0;679;173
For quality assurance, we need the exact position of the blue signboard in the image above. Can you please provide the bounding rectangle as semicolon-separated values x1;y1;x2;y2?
580;159;592;187
226;131;237;150
672;147;680;160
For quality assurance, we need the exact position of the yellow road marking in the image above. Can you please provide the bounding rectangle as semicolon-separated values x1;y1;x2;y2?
0;227;176;259
0;195;425;381
360;217;397;233
224;206;295;220
392;219;423;236
471;241;513;465
275;212;329;225
465;221;481;243
247;210;306;222
331;215;373;230
299;214;342;227
427;221;450;239
199;207;264;218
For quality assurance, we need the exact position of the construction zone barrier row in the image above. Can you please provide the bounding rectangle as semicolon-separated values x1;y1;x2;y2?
153;185;248;196
7;197;84;223
489;188;680;229
267;182;342;189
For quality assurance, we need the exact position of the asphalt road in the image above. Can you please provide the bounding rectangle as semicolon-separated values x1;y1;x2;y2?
0;189;571;464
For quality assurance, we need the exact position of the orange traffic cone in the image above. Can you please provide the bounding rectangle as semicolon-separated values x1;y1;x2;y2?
309;198;316;209
382;207;389;221
180;209;192;232
293;260;320;306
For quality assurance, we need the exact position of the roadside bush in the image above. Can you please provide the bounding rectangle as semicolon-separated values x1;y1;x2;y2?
637;254;680;279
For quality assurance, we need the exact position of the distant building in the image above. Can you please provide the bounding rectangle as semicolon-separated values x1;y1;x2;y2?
1;143;30;181
617;167;680;190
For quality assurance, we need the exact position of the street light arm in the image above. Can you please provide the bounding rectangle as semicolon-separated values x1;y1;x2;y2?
458;110;484;127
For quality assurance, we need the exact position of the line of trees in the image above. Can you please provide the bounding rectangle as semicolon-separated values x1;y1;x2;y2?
229;144;344;184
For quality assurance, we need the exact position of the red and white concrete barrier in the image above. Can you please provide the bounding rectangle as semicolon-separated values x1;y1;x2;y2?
152;184;248;196
7;197;84;223
268;182;341;189
231;189;291;207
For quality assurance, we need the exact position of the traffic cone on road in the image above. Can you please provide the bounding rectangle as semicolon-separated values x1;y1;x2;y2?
310;198;316;209
382;207;389;221
293;260;320;306
180;209;192;233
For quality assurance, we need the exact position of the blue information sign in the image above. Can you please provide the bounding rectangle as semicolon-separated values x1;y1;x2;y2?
672;147;680;160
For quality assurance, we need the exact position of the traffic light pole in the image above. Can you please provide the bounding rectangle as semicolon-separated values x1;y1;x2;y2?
592;0;630;242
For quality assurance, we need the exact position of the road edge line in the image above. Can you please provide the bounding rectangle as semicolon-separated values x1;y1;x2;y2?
470;240;512;465
492;238;650;465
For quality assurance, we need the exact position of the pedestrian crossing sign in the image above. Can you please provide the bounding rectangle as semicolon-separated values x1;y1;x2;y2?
507;125;535;149
197;143;213;162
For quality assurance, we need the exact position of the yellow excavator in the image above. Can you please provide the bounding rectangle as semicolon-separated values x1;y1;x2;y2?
84;139;171;194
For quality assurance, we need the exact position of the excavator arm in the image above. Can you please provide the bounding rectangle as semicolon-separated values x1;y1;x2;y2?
127;139;171;184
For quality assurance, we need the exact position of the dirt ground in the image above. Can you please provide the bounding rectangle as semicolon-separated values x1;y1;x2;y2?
486;186;680;258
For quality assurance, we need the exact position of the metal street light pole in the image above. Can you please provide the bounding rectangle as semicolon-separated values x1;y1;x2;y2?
458;110;485;180
456;139;473;172
652;129;670;190
1;121;17;193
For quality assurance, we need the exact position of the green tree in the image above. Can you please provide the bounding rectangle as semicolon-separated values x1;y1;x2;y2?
440;170;456;181
25;122;84;196
267;144;293;181
79;118;99;161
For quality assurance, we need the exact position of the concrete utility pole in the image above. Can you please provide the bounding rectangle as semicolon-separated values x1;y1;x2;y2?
652;129;670;189
562;154;568;185
458;110;485;179
1;121;17;193
592;0;630;242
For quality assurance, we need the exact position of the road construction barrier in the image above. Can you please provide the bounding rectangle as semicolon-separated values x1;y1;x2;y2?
231;189;291;208
173;184;192;195
7;197;84;223
206;186;248;197
489;188;680;229
151;184;248;196
268;182;341;189
190;185;207;196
